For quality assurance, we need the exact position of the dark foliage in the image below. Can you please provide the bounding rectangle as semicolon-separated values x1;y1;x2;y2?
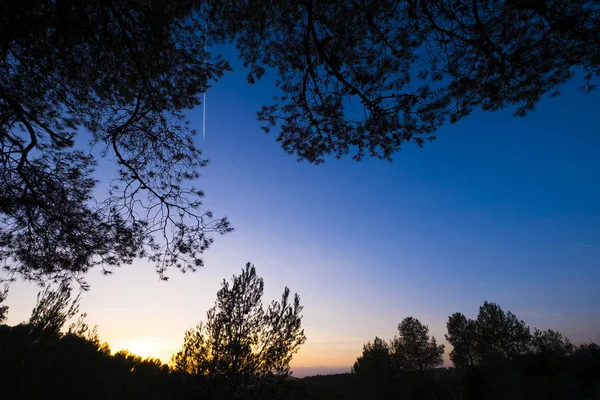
28;280;80;335
351;337;395;391
0;263;305;399
445;312;479;367
294;351;600;400
351;337;396;399
350;317;444;399
352;317;444;381
445;302;534;367
286;374;355;400
347;301;600;400
1;0;232;285
209;0;600;163
532;327;575;357
1;293;599;399
172;262;306;399
393;316;445;372
474;301;532;362
0;284;7;323
0;281;173;399
0;323;178;400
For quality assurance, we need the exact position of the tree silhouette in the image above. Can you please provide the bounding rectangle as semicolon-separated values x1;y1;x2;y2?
210;0;600;163
532;328;575;357
392;317;444;373
445;303;580;368
171;262;306;396
1;293;599;399
0;284;8;324
29;280;80;335
1;0;232;285
474;301;531;363
113;349;168;375
352;336;394;378
352;336;397;398
445;312;479;367
3;1;599;284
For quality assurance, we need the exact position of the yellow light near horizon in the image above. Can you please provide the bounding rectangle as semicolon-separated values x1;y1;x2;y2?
111;337;161;359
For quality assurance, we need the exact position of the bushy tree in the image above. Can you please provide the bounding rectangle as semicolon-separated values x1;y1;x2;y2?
392;317;444;372
445;312;479;367
532;328;575;357
352;336;394;378
170;321;212;375
352;337;397;398
474;301;531;363
171;263;306;395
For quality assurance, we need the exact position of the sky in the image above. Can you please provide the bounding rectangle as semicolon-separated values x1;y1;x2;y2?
4;46;600;377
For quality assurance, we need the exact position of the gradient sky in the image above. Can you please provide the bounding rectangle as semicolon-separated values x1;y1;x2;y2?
4;46;600;377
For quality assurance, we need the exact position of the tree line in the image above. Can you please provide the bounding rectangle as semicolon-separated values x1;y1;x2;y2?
0;263;305;399
354;301;575;374
350;302;599;400
2;264;598;399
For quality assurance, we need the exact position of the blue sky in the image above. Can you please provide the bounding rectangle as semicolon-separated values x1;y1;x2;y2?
4;46;600;377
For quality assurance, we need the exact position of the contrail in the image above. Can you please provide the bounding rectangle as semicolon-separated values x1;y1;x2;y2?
572;242;592;248
202;1;207;140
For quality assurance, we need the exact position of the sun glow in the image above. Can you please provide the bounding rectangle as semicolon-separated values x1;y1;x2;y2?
111;336;161;359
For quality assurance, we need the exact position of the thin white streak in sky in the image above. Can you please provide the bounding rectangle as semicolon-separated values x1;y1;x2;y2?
202;92;206;140
202;0;207;140
572;242;592;248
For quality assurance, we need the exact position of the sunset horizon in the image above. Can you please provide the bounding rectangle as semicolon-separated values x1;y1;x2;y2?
2;4;600;397
4;61;599;377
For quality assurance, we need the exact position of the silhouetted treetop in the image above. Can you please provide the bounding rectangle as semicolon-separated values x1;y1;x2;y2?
532;328;575;357
171;262;306;396
445;312;479;367
352;336;394;379
29;280;80;335
1;0;232;284
208;0;599;163
392;316;444;372
475;301;531;362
